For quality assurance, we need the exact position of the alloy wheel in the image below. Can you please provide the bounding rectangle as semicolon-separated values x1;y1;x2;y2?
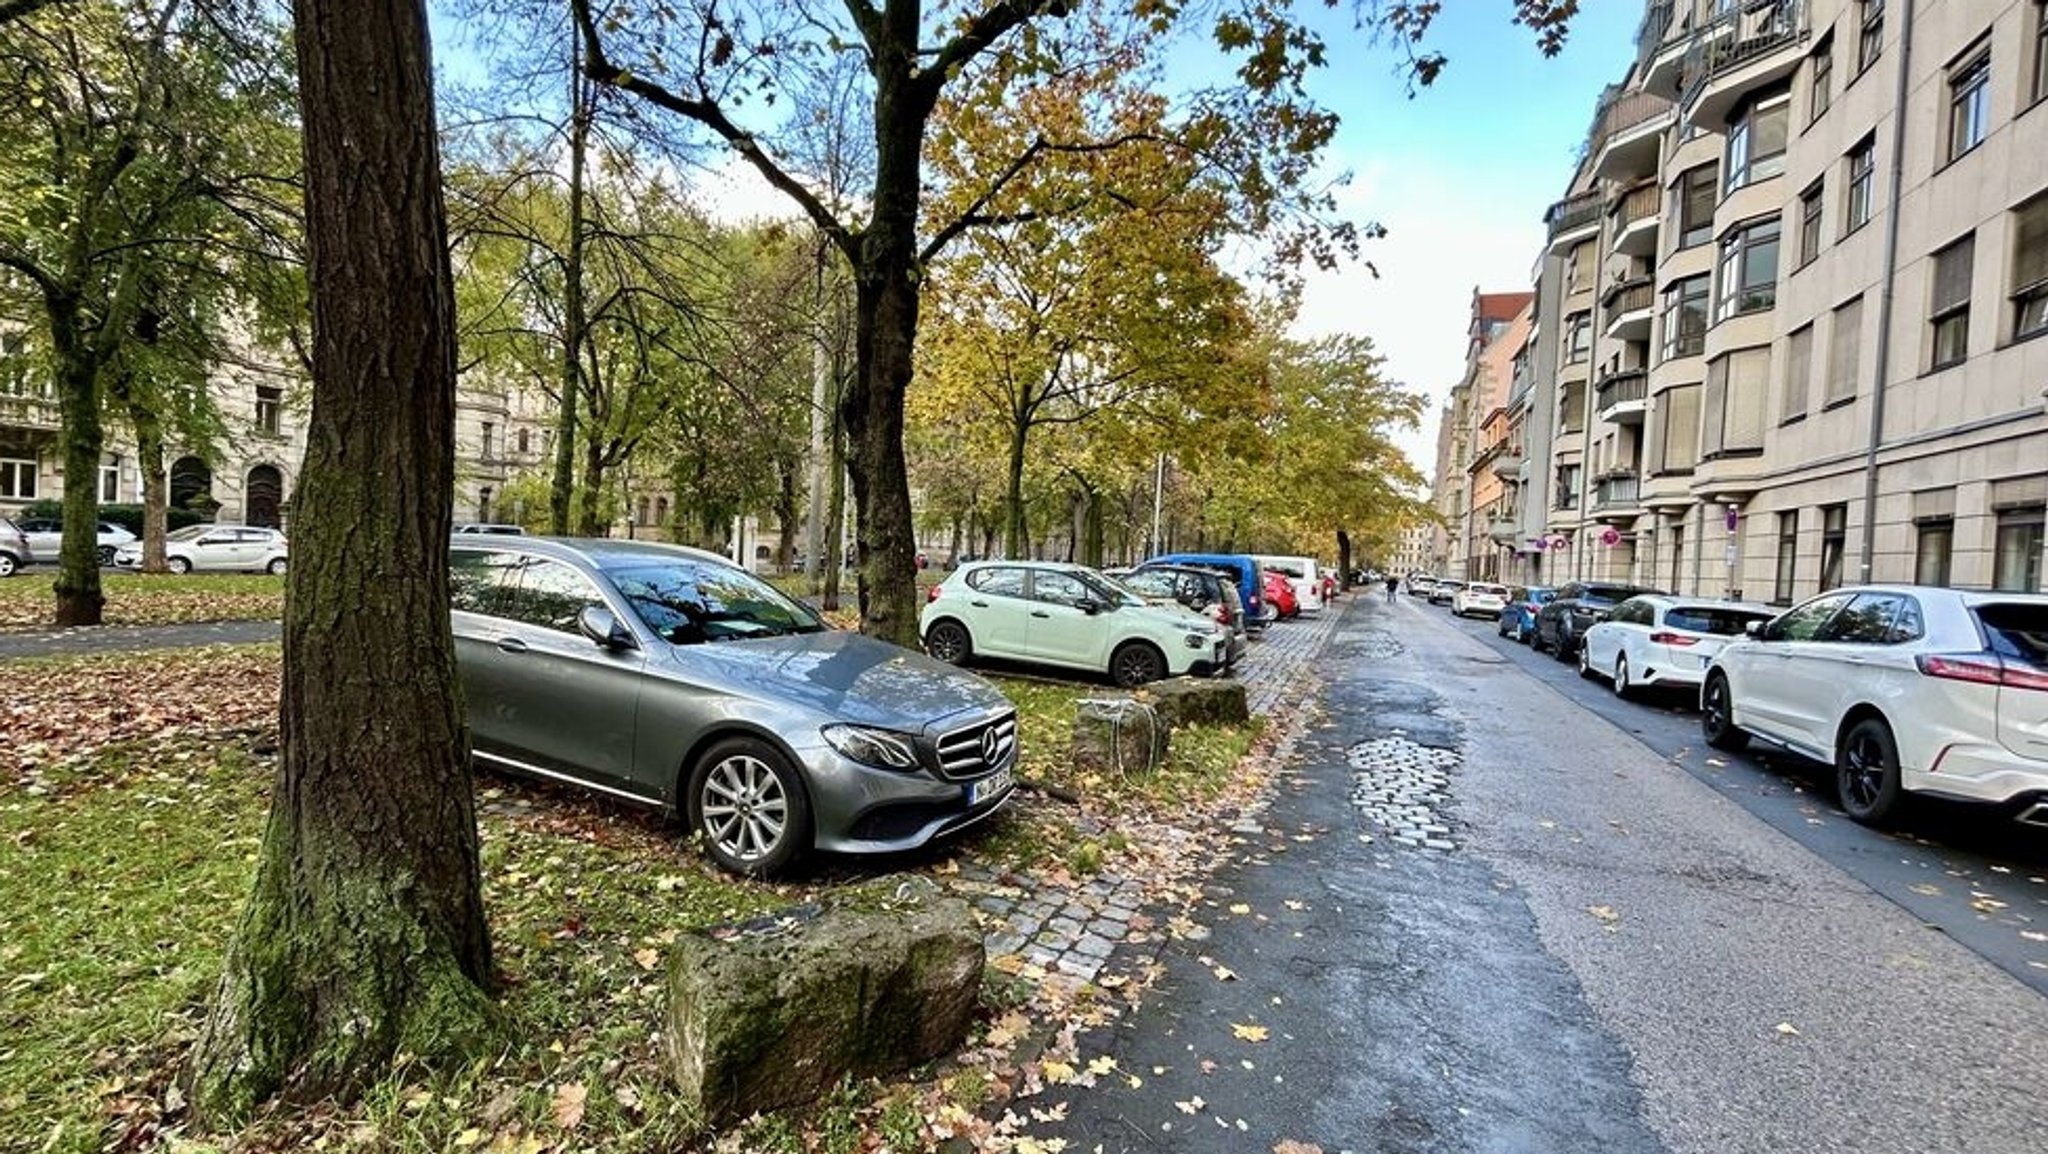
699;754;790;865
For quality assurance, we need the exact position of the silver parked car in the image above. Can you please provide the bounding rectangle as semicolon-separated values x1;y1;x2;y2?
0;517;31;577
449;537;1019;876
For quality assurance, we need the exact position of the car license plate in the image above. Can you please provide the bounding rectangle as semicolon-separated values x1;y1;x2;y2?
968;767;1015;806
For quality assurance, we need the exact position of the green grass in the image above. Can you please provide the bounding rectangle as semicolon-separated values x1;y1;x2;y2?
0;651;1265;1153
0;572;283;629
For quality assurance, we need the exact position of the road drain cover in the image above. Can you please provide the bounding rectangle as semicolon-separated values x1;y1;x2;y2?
1348;735;1461;851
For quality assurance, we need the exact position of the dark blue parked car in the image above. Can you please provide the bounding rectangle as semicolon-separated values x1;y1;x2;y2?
1139;553;1267;627
1497;585;1557;643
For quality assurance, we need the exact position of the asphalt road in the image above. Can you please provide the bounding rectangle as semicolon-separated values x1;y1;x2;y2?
1023;595;2048;1154
1417;595;2048;998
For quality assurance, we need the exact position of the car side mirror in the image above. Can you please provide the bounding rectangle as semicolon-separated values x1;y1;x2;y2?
1077;598;1104;615
1744;620;1769;640
578;605;638;650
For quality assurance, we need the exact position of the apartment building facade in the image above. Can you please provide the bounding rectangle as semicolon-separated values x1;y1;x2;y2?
1457;0;2047;600
1428;289;1533;579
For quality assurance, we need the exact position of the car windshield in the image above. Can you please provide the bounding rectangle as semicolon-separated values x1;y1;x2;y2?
1085;573;1146;608
1665;606;1775;635
609;560;826;643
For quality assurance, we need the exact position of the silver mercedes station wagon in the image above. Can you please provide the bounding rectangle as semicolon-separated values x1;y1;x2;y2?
449;537;1019;876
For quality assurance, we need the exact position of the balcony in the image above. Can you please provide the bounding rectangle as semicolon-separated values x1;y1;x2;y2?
1609;183;1662;257
1590;90;1674;182
1488;513;1520;544
1490;449;1525;479
1681;0;1808;126
1602;277;1655;341
1594;369;1649;425
0;392;60;432
1592;471;1643;521
1545;191;1603;248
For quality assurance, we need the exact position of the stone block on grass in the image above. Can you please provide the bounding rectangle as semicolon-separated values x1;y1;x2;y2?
1072;696;1168;774
1135;675;1250;728
664;884;983;1124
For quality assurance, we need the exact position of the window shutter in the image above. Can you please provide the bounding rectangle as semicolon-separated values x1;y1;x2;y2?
2015;196;2048;291
1702;359;1728;458
1665;385;1701;471
1932;236;1974;314
1828;297;1863;402
1782;326;1813;420
1726;347;1770;451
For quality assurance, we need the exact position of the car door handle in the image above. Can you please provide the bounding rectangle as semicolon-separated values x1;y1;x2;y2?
970;600;989;608
494;636;529;654
1031;610;1051;618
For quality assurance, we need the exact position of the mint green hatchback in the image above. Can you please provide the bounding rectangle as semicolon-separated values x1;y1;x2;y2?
917;560;1230;687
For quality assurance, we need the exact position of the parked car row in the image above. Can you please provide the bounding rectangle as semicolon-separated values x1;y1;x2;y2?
0;516;288;576
1472;577;2048;833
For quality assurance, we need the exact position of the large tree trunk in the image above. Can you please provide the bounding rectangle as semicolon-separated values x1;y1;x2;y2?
124;393;170;573
576;435;605;535
48;303;106;625
774;456;799;572
1002;413;1028;560
1336;529;1353;590
189;0;494;1120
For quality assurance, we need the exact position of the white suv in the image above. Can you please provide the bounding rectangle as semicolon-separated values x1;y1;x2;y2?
919;560;1229;686
1700;586;2048;827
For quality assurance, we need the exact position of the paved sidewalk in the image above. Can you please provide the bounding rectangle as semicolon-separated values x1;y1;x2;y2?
0;619;279;659
940;597;1353;984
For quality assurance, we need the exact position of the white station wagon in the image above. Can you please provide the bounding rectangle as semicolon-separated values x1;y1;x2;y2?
919;560;1230;686
1701;585;2048;827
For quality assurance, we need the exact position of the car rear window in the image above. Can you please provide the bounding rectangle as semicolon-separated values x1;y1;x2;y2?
1665;606;1774;635
1471;584;1508;596
1582;584;1655;606
1975;603;2048;666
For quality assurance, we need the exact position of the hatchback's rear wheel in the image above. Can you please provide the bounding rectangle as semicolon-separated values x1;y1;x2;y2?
96;545;115;566
1837;717;1904;827
0;552;16;578
267;557;287;576
167;556;191;575
1110;641;1167;687
1701;674;1749;752
688;737;811;877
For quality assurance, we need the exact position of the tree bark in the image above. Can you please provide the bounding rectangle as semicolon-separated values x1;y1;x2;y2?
132;405;168;572
1002;411;1028;560
549;56;590;536
189;0;494;1120
821;362;848;612
576;433;605;535
48;294;106;626
1336;529;1353;590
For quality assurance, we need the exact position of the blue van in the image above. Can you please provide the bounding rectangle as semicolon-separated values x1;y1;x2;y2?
1139;553;1267;626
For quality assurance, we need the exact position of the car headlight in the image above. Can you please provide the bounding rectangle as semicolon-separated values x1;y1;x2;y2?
820;724;920;770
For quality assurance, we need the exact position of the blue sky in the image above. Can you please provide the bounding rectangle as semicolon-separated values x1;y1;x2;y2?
1282;2;1642;474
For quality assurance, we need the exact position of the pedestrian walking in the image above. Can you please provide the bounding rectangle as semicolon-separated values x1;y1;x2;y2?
1384;573;1399;602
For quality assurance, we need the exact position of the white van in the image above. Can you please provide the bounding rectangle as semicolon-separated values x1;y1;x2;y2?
1256;555;1323;614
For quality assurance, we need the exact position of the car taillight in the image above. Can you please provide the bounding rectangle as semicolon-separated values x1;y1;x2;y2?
926;585;942;603
1648;631;1698;647
1918;653;2048;691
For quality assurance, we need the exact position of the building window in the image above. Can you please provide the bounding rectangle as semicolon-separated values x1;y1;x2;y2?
1820;504;1848;590
1827;296;1863;403
1661;275;1709;361
2013;193;2048;340
1914;519;1954;586
1677;165;1717;249
1716;217;1781;321
98;457;120;503
1566;312;1591;363
1782;324;1813;422
255;385;282;435
1858;0;1884;74
1929;234;1974;369
1560;382;1586;434
1844;138;1876;236
1947;49;1991;163
1994;507;2045;591
1798;182;1825;267
1;458;36;499
1670;524;1686;592
2034;0;2048;106
1774;512;1798;603
1702;347;1770;458
1809;33;1834;122
1556;464;1581;508
1725;90;1790;192
480;421;496;460
516;426;530;455
1567;242;1593;294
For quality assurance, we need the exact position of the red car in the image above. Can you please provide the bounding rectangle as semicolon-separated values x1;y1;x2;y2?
1262;570;1300;619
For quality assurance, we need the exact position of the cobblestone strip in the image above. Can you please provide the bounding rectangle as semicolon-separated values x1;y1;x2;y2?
945;598;1353;984
1348;735;1463;851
